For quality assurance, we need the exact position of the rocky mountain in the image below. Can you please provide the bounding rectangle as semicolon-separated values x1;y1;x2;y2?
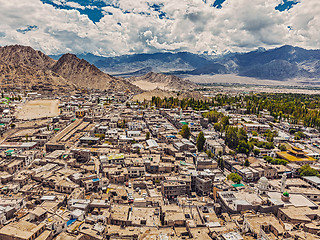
0;45;55;69
129;72;197;91
0;45;140;93
50;52;213;76
65;45;320;81
221;45;320;80
186;45;320;80
51;53;140;91
0;59;72;92
0;45;73;92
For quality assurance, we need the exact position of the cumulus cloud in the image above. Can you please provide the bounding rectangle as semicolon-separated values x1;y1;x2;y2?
0;0;319;56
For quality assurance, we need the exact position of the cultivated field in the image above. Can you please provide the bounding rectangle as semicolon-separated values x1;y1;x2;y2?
15;99;60;120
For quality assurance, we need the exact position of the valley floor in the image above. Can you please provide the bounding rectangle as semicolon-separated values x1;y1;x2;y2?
187;74;319;86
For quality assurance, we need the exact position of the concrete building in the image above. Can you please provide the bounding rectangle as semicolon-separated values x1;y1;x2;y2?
161;181;187;200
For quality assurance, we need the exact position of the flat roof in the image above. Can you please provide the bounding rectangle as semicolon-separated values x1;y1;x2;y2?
232;184;245;188
245;214;284;235
279;206;318;222
267;191;318;209
0;220;45;239
146;139;159;148
40;195;56;201
303;176;320;185
108;153;124;160
0;142;37;149
80;137;100;141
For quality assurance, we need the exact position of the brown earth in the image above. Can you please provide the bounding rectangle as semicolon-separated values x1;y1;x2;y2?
0;45;141;93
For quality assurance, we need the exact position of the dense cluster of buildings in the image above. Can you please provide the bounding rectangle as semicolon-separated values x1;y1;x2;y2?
1;91;320;239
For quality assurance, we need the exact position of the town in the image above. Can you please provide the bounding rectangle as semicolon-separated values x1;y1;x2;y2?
1;88;320;240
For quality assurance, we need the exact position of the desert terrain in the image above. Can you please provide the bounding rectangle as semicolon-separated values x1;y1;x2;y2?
15;99;60;120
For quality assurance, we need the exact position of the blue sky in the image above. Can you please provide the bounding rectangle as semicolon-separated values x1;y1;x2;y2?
0;0;318;56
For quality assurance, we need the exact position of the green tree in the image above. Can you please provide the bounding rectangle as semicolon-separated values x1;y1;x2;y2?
263;156;273;162
206;150;214;158
217;157;225;171
289;128;297;135
229;150;236;156
196;131;206;152
118;119;126;128
279;144;287;151
221;116;230;128
225;126;239;149
244;159;250;167
203;110;222;123
179;125;191;139
220;159;225;171
236;140;253;155
294;131;305;140
252;131;258;136
253;148;260;156
264;129;277;142
238;128;248;142
146;132;150;140
213;122;222;132
299;164;319;176
227;173;242;184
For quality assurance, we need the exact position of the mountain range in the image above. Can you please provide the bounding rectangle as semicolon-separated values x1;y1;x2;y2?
52;45;320;81
1;44;319;94
0;45;140;93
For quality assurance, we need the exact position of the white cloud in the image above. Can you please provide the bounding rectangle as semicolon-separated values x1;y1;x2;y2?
0;0;319;56
64;2;85;10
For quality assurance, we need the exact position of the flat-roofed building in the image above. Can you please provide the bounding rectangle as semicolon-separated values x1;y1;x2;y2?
303;176;320;189
243;214;285;239
243;123;271;133
79;136;100;146
195;177;212;196
267;191;318;209
277;206;320;224
161;181;187;200
204;140;225;155
0;220;46;240
0;142;38;150
4;160;24;174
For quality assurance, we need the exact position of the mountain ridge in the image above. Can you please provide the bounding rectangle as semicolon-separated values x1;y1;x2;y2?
0;45;141;93
0;45;55;69
52;45;320;81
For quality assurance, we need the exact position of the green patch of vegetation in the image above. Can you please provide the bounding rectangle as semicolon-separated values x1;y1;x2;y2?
299;164;319;176
179;125;191;139
283;192;289;197
227;173;242;184
263;156;288;166
278;144;287;151
196;131;205;152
